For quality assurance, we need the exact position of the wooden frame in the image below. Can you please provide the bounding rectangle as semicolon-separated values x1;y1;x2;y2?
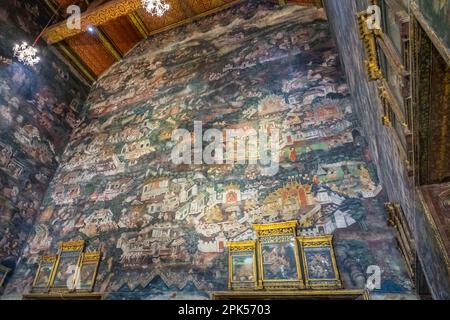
385;203;416;283
357;10;383;81
50;240;85;292
31;255;57;293
23;292;104;300
212;289;370;300
75;252;101;292
0;264;11;288
227;241;259;291
253;221;304;290
298;235;342;289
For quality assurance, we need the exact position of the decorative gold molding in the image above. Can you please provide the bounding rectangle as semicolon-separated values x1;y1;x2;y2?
377;78;413;174
378;78;407;125
59;240;85;252
298;234;333;247
253;220;298;237
228;241;256;252
22;292;104;300
357;11;383;81
43;0;143;44
82;252;102;263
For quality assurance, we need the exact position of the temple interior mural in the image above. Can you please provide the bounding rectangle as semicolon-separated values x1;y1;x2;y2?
0;0;89;282
0;0;449;301
2;1;413;299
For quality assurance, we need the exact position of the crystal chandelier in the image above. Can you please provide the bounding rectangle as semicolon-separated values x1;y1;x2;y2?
12;3;63;67
13;42;40;66
142;0;170;17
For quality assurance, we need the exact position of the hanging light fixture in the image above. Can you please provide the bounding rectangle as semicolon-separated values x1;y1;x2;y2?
12;4;62;67
142;0;170;17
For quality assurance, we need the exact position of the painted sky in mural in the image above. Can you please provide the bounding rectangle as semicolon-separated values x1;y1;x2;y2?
0;0;89;281
5;1;412;299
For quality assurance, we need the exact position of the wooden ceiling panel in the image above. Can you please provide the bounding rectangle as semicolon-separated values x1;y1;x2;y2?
66;33;116;76
186;0;228;15
100;16;143;55
43;0;322;82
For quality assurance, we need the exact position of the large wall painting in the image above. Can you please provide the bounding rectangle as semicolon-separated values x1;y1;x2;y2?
5;0;412;299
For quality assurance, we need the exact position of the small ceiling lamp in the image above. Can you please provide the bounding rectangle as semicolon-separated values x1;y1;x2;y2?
142;0;170;17
13;42;40;66
12;4;62;67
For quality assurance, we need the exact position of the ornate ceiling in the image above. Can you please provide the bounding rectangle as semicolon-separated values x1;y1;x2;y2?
41;0;323;83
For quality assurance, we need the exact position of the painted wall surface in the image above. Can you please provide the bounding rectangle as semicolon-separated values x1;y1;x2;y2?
5;1;412;299
416;0;450;50
0;0;89;287
323;0;450;299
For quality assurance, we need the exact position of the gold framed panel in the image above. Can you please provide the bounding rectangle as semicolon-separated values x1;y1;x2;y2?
31;255;57;293
75;252;101;292
298;235;342;289
253;221;304;290
50;240;85;292
227;241;259;291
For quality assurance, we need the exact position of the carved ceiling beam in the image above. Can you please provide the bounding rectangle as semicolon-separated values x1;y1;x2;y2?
42;0;142;44
128;11;149;39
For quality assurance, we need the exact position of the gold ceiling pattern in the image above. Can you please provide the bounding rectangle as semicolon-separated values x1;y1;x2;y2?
42;0;323;83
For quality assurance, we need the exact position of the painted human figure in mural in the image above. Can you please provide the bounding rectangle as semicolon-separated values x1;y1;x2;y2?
309;252;332;278
289;147;296;162
226;191;238;204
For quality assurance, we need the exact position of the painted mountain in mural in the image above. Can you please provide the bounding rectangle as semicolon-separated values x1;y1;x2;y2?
5;1;412;299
